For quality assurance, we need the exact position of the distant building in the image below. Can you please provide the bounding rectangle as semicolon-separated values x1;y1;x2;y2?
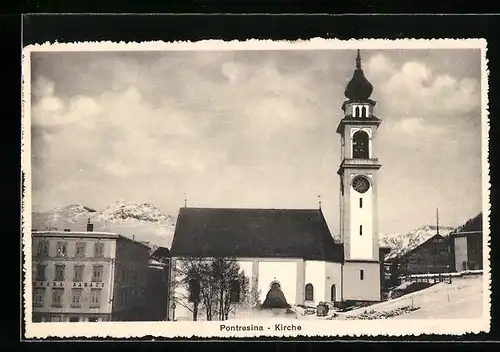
449;213;483;272
449;231;483;271
389;234;452;276
379;246;392;288
31;222;150;322
144;247;171;321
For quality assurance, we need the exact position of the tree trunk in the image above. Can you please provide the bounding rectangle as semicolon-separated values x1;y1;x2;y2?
192;302;198;321
219;282;224;321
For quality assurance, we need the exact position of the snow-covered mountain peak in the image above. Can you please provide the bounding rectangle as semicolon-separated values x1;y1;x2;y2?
32;201;177;248
379;224;456;261
50;204;97;214
94;201;174;224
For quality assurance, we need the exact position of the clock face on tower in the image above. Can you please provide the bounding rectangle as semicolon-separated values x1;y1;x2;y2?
352;176;370;194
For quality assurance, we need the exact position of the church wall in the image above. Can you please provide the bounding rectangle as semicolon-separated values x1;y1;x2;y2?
343;261;380;302
304;261;326;305
237;260;253;285
258;260;298;305
325;262;342;302
349;172;374;260
169;258;192;321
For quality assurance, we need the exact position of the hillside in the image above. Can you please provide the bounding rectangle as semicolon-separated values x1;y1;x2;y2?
339;274;484;319
31;201;177;248
379;224;456;260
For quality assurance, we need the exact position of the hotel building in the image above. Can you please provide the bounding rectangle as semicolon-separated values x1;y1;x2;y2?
31;222;150;322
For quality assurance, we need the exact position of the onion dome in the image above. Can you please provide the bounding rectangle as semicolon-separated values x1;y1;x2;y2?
344;50;373;100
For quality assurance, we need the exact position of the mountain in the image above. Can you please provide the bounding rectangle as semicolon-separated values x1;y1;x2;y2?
31;201;177;248
379;224;456;261
456;213;482;233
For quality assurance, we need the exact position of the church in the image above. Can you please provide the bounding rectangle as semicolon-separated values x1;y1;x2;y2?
169;50;383;320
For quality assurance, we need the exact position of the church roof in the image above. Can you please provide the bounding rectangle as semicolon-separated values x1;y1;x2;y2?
170;207;344;262
344;50;374;101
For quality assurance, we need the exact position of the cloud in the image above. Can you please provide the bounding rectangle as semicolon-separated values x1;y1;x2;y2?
30;49;483;234
367;55;479;114
364;53;480;138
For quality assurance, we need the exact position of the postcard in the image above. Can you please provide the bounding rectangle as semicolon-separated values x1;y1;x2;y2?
22;38;490;338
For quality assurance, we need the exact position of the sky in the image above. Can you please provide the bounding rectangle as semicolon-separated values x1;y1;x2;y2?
29;47;484;235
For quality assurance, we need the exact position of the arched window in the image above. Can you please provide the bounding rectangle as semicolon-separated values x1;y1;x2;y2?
230;279;241;303
352;131;370;159
330;285;336;302
270;281;281;290
354;106;360;118
305;283;314;301
361;106;368;118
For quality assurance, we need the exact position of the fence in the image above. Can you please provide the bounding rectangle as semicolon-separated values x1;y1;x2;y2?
401;269;483;284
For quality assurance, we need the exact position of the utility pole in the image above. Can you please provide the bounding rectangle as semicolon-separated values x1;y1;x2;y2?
436;208;440;236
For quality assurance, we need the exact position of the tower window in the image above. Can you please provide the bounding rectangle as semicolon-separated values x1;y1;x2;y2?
359;198;363;208
361;106;368;118
352;131;369;159
359;225;363;236
354;106;360;118
360;270;364;280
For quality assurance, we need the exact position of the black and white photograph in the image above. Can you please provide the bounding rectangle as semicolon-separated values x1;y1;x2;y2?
22;39;490;338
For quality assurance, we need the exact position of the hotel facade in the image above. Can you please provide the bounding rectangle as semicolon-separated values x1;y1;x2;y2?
31;223;150;322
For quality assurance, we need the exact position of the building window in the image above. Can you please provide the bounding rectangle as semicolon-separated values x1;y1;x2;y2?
120;289;125;307
71;289;83;308
352;130;370;159
33;288;45;307
56;241;68;257
36;240;49;257
51;288;64;307
35;264;47;281
92;265;104;282
89;317;98;322
305;283;314;301
54;264;65;281
359;198;363;208
75;242;86;258
359;225;363;236
360;270;364;280
330;285;336;302
188;279;200;303
230;280;241;303
90;289;102;308
69;316;80;322
94;242;104;258
73;265;84;282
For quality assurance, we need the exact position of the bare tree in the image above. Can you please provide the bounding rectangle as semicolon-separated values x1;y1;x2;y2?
210;257;248;321
171;257;249;321
171;257;206;321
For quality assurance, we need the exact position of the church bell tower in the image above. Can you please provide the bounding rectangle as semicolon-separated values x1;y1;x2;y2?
337;50;382;302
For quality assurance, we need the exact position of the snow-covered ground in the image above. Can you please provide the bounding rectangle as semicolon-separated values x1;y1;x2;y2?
339;274;484;320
